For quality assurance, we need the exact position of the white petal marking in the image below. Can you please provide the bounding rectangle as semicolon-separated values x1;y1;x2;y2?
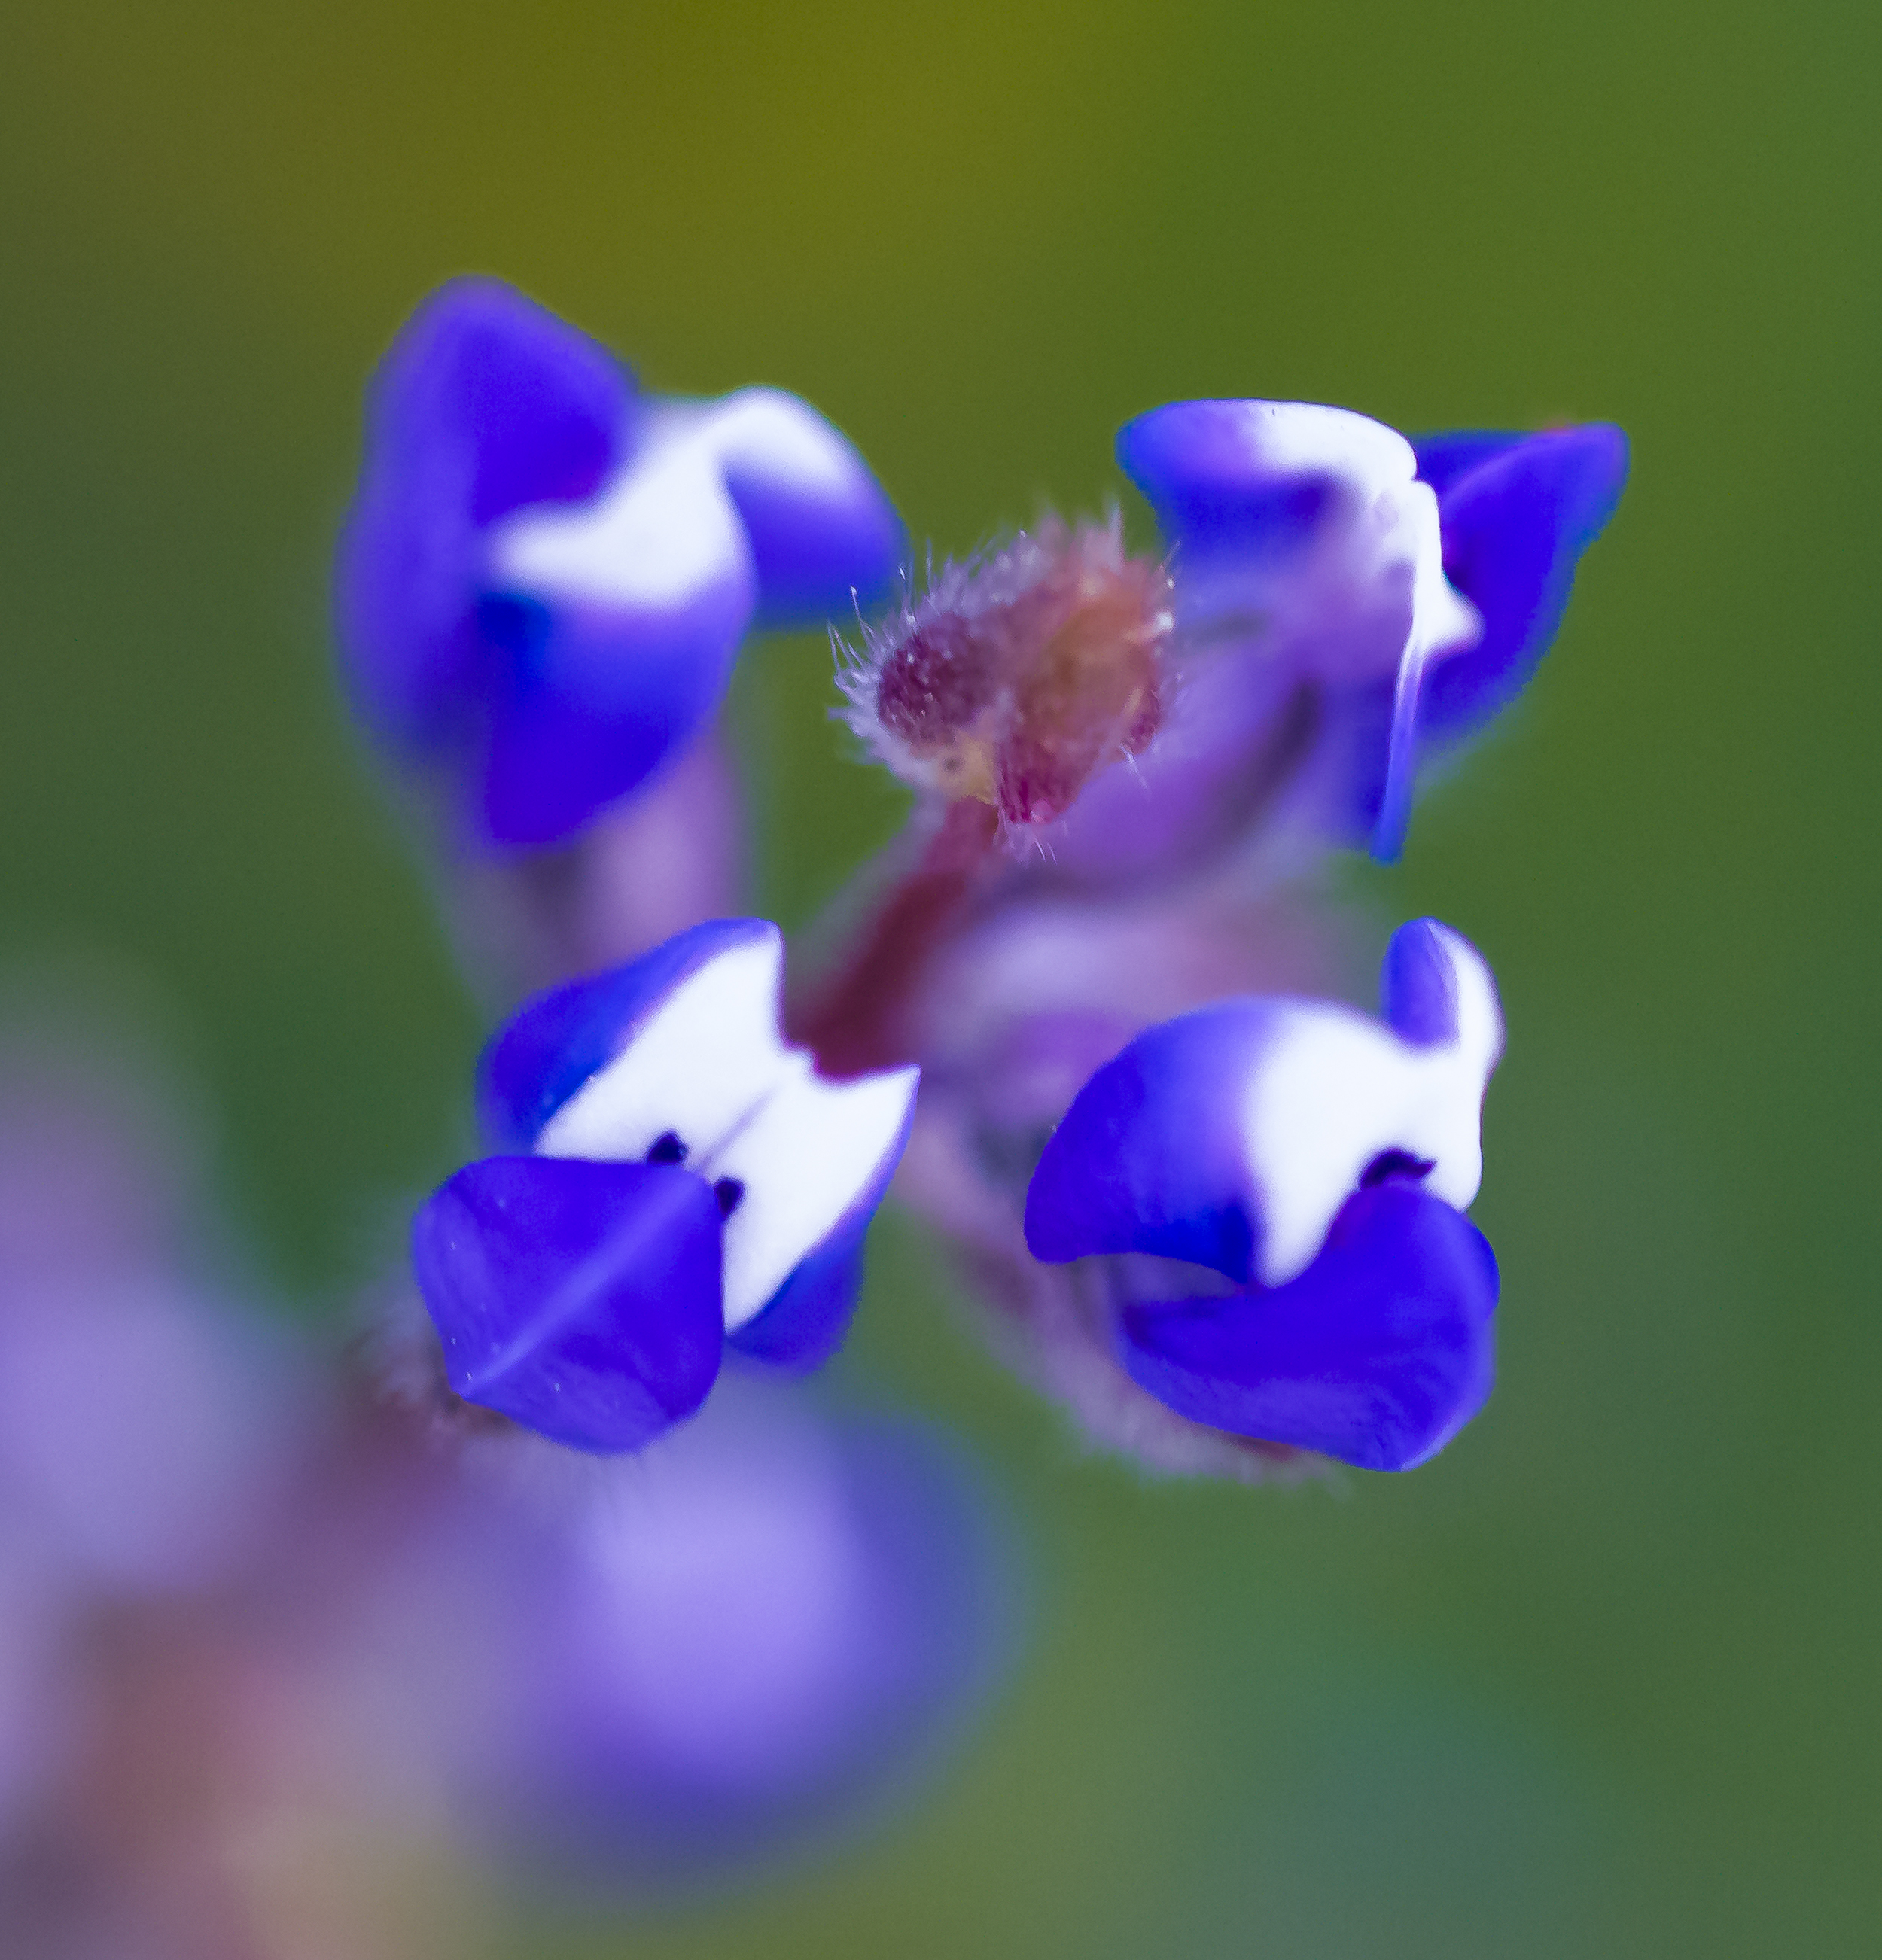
1244;925;1501;1285
1182;402;1482;685
705;388;870;502
485;389;868;617
538;934;789;1167
486;409;751;611
536;930;918;1332
711;1060;918;1328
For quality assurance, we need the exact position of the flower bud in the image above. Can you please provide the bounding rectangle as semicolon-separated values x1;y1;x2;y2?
413;920;919;1452
842;517;1172;828
1024;919;1504;1469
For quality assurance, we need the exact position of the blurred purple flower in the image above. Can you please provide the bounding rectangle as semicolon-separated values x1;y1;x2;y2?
0;1015;367;1955
440;1377;1009;1878
1023;918;1503;1469
413;919;918;1451
0;1026;311;1596
337;278;903;849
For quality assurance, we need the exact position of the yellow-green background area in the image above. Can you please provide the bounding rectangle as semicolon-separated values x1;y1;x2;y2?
3;2;1877;1952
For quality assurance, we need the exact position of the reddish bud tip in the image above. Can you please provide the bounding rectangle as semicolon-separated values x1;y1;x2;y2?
842;518;1173;829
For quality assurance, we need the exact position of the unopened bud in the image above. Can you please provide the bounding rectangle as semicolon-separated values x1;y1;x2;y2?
842;518;1172;828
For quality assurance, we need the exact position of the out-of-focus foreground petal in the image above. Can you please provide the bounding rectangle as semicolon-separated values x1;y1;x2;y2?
0;1015;311;1594
449;1379;1013;1880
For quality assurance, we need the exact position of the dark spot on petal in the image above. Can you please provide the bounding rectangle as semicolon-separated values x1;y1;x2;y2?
1360;1148;1436;1188
647;1131;687;1164
713;1177;745;1218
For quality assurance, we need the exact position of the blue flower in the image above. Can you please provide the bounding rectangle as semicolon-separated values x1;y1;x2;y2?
1113;399;1628;863
1023;918;1503;1471
336;278;903;848
413;919;919;1453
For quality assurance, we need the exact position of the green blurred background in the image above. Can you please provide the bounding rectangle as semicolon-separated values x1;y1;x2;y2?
3;1;1878;1952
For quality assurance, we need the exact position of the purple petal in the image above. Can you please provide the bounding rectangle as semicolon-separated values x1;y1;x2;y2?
1117;1184;1498;1472
1407;430;1527;496
1379;917;1462;1046
413;1155;724;1453
480;1387;1010;1873
472;575;753;847
477;919;777;1152
1117;400;1335;561
709;389;905;628
1025;920;1498;1292
1025;1002;1274;1284
1415;423;1629;738
335;278;633;746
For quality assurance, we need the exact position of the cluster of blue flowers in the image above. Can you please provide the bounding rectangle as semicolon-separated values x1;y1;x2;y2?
0;277;1625;1933
340;277;1625;1484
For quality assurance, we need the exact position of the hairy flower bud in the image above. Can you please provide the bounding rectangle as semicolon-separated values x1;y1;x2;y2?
841;517;1172;828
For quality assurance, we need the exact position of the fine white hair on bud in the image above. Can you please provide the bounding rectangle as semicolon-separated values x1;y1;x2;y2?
836;515;1174;829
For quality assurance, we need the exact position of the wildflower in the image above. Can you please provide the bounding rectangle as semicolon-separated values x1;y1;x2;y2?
343;324;1625;1487
1022;918;1503;1469
790;440;1539;1475
336;278;903;848
413;918;919;1451
1037;400;1627;880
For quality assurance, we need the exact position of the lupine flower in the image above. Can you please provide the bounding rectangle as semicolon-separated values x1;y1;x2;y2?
346;325;1622;1487
1023;918;1503;1470
1033;400;1627;881
893;881;1354;1478
337;278;903;848
413;918;919;1451
785;407;1596;1475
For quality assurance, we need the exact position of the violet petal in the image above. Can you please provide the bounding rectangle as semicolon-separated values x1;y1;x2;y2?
413;1155;724;1452
477;920;776;1152
1415;422;1630;738
708;388;905;628
336;278;632;747
1117;1183;1498;1472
